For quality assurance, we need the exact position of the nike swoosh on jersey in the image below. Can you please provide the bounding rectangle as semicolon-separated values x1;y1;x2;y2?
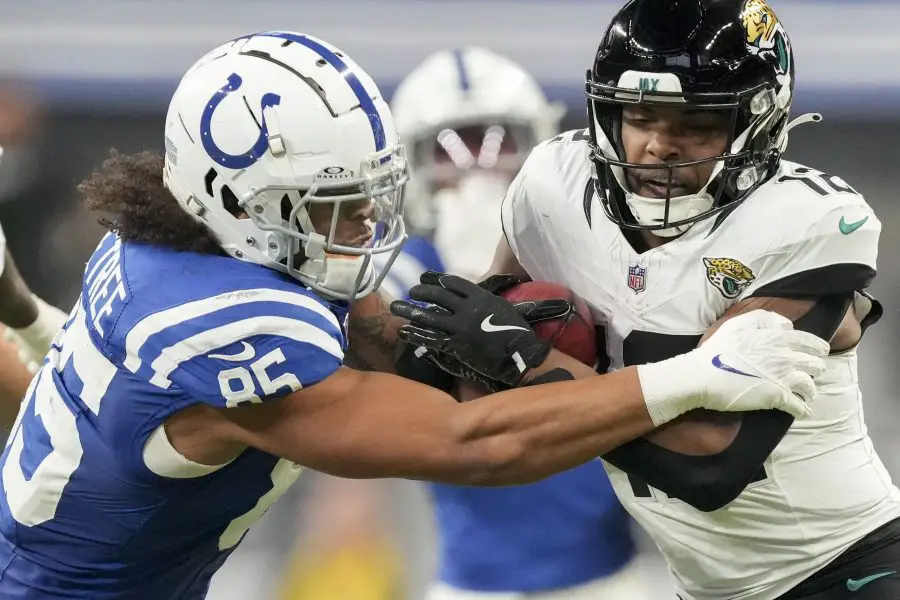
846;570;896;591
839;215;869;234
480;315;529;333
208;341;256;362
711;354;759;378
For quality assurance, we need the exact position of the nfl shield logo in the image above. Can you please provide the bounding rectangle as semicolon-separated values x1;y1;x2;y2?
627;265;646;293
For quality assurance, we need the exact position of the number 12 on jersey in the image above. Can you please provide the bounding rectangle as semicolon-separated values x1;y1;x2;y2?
595;326;771;502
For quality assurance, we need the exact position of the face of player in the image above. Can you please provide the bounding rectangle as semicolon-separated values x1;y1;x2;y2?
620;105;731;199
306;198;375;249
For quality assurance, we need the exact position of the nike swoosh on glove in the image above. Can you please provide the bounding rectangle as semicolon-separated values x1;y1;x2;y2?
394;273;571;394
390;271;568;388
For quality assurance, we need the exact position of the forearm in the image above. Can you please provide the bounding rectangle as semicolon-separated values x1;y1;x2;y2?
225;366;655;487
0;249;38;328
344;291;405;373
522;347;599;383
451;366;655;485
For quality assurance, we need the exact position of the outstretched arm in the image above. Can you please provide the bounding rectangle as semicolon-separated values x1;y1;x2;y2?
168;306;821;488
0;248;39;328
0;240;68;366
0;239;66;435
214;365;654;486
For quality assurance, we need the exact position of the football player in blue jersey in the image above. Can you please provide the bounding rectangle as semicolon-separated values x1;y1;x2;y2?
382;48;651;600
0;31;827;599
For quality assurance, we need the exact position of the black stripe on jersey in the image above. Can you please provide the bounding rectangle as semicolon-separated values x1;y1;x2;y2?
707;202;741;235
603;410;792;512
750;263;876;298
792;293;854;341
857;289;884;336
500;214;514;255
623;330;702;366
583;178;594;228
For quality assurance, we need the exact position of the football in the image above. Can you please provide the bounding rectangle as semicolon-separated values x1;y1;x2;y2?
500;281;597;367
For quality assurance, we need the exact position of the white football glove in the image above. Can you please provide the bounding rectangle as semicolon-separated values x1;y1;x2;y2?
2;295;68;374
638;310;829;426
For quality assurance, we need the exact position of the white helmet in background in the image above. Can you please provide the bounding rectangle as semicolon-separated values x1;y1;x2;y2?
390;47;564;278
164;31;408;301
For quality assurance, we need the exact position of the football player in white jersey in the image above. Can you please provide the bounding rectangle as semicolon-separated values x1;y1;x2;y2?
392;1;900;599
0;31;825;599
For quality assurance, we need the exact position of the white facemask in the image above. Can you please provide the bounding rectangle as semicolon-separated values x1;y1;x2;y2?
432;171;510;281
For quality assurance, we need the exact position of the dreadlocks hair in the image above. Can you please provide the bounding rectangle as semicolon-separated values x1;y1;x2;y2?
79;149;221;255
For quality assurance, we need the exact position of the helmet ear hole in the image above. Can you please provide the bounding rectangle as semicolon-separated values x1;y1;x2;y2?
280;194;292;224
221;185;241;218
204;168;218;197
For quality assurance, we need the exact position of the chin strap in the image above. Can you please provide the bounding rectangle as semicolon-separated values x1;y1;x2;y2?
777;112;822;153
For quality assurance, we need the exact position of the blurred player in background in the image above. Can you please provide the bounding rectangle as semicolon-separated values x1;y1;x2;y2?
0;144;67;430
0;30;822;599
278;476;406;600
384;47;651;600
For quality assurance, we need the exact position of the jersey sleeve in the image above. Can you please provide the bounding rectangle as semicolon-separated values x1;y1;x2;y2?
738;201;881;299
125;286;345;408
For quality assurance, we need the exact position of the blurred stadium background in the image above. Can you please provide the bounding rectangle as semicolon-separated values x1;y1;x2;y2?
1;1;898;598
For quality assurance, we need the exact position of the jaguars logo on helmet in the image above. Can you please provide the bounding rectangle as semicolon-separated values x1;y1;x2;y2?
703;257;755;299
741;0;791;75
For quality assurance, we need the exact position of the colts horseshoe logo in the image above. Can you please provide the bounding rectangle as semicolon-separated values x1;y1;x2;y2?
200;73;282;169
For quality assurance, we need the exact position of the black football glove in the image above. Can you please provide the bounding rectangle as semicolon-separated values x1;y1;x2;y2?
390;271;571;388
395;273;566;394
395;342;507;394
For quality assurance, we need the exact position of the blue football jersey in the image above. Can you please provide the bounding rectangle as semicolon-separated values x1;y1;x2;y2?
374;235;445;301
0;233;347;599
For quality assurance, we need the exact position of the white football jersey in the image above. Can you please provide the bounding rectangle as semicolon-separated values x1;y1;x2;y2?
501;129;900;600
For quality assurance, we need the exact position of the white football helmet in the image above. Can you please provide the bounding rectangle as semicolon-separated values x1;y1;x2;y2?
390;47;565;234
163;31;409;301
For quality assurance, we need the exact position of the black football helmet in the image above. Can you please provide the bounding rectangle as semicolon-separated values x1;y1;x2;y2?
586;0;818;236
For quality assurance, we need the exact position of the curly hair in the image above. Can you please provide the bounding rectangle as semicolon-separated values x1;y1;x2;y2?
79;149;221;255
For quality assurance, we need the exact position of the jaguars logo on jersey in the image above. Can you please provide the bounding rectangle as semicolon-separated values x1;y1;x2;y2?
703;257;755;299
